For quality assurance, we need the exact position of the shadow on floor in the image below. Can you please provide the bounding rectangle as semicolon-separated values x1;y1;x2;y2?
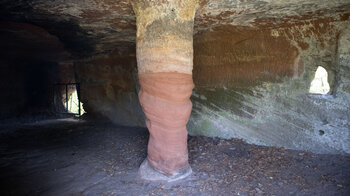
0;118;349;195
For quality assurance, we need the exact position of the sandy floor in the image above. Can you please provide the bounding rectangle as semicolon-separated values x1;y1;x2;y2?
0;119;349;195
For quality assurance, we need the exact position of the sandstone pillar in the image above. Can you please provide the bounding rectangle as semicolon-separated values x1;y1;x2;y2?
131;0;200;181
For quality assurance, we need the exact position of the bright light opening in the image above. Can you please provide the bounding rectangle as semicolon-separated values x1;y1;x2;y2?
309;66;330;94
66;90;85;115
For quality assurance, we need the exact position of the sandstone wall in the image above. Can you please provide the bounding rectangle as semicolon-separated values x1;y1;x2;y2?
73;19;350;154
0;22;71;119
0;60;27;119
0;60;67;119
75;48;145;126
188;19;350;154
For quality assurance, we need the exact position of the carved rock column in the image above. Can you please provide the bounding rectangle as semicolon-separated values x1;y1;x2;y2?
131;0;200;181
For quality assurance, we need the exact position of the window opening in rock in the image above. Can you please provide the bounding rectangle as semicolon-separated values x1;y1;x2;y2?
309;66;330;94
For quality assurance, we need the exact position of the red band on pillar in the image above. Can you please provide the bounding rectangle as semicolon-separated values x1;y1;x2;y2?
138;72;194;176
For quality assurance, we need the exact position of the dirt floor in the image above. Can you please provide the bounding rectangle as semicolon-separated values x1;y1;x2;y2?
0;118;349;196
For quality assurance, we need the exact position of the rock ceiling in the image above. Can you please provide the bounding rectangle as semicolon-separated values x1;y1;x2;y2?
0;0;349;57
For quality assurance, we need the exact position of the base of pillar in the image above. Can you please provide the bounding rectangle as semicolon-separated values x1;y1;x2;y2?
139;159;192;182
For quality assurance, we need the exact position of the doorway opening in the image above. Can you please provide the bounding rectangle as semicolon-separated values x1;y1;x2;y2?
53;83;85;116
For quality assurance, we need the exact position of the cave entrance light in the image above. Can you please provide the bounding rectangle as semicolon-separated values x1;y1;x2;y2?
54;83;85;116
309;66;330;94
66;89;85;115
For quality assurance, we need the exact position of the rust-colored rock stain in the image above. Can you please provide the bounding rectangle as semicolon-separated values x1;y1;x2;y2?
193;26;301;87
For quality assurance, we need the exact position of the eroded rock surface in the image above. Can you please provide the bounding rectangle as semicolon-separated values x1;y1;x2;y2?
0;0;349;154
189;19;350;154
